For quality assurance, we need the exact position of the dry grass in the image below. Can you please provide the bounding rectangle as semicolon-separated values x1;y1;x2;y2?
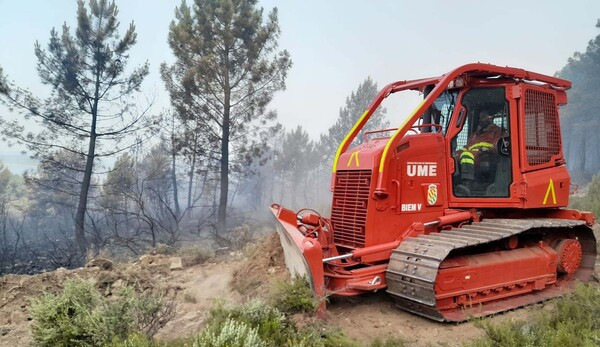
176;246;214;268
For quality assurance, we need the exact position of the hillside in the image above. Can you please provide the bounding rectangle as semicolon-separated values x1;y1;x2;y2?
2;231;598;346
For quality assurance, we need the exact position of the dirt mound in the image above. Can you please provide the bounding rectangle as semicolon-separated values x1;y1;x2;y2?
0;253;243;345
230;232;288;299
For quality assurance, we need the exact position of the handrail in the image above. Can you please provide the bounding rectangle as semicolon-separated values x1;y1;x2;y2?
374;63;572;195
330;63;572;195
331;76;441;173
412;123;443;132
362;128;398;142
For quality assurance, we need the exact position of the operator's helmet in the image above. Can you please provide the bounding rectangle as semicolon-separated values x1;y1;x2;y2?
479;110;493;128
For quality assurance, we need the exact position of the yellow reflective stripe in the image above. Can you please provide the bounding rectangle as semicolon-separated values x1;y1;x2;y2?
379;99;426;173
346;151;360;167
468;142;494;151
460;151;475;159
460;158;475;165
332;110;370;173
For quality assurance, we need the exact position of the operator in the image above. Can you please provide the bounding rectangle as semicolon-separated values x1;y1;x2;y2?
458;110;504;180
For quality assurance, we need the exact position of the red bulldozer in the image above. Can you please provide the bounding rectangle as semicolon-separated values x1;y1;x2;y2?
271;63;597;321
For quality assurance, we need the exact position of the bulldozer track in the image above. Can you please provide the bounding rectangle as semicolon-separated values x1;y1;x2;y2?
386;218;596;322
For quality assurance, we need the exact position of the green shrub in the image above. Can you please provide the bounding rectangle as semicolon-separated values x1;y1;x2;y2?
193;318;265;347
270;276;319;314
283;328;360;347
115;299;376;347
205;300;288;345
107;333;192;347
469;283;600;347
106;333;153;347
202;300;359;347
30;279;174;347
570;173;600;216
31;279;123;346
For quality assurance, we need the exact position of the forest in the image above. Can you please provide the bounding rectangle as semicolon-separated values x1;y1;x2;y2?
0;0;598;276
0;1;599;347
0;0;393;275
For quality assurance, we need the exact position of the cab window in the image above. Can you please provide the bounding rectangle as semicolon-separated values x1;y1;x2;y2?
451;87;512;197
420;90;458;134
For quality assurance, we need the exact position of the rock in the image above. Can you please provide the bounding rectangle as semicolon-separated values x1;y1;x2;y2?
267;267;276;274
112;279;125;289
86;258;113;270
0;326;10;336
170;257;183;271
139;254;171;270
55;267;68;273
139;254;153;266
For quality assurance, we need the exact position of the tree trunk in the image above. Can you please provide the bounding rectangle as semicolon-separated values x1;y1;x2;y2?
217;87;230;236
187;136;197;209
170;117;181;217
171;148;180;218
74;63;101;256
74;132;96;256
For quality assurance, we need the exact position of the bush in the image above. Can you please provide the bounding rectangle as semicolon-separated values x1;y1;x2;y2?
30;279;174;347
31;279;121;346
205;300;288;345
108;333;190;347
469;283;600;347
270;276;319;314
129;289;176;339
570;173;600;216
193;318;265;347
106;333;153;347
202;300;359;347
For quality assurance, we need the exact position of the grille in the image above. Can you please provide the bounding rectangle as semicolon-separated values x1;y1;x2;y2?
524;89;561;166
331;170;371;248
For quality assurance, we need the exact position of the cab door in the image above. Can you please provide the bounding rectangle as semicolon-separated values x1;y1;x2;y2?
446;86;522;208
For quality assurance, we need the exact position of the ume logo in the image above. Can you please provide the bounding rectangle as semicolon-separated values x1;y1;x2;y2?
406;162;437;177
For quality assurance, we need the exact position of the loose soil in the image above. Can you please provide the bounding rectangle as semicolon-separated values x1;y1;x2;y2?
0;255;244;345
1;228;598;346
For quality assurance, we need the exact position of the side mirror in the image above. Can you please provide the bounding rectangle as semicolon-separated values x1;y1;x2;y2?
497;136;510;156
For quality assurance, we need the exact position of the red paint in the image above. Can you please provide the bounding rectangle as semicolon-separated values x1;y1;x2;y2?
435;244;557;310
271;63;596;319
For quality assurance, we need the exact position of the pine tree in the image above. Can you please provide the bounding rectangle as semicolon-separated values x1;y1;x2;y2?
317;77;388;171
274;126;314;208
0;0;151;254
161;0;291;235
557;19;600;181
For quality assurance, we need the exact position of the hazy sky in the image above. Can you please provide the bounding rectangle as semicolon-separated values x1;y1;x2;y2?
1;0;599;172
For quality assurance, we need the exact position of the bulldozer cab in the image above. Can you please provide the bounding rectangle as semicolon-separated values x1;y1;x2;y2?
404;71;569;209
415;85;513;199
447;87;512;198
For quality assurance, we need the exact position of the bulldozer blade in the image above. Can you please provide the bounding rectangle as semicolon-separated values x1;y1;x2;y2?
270;204;325;298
